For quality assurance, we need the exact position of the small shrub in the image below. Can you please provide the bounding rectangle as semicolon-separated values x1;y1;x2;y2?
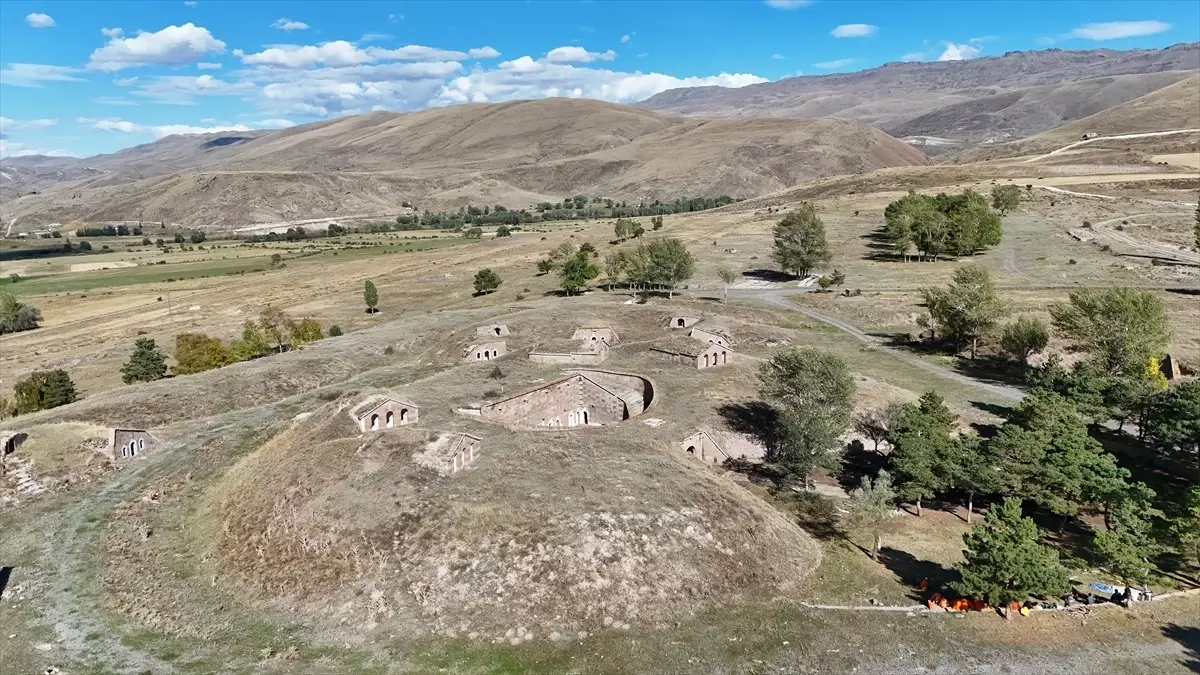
482;388;502;399
317;389;341;401
488;366;505;379
383;345;395;355
328;325;343;337
1082;221;1092;228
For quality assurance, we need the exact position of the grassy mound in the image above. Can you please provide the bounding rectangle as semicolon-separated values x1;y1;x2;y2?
197;395;820;640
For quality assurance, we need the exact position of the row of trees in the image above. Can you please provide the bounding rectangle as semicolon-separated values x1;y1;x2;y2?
173;307;327;375
75;224;144;237
920;265;1171;374
603;239;695;298
0;369;79;417
391;196;736;231
883;188;1007;262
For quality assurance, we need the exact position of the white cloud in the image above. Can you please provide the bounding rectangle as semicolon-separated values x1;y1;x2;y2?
130;74;251;104
101;27;124;38
831;24;878;38
0;117;58;132
360;32;391;43
545;46;617;64
0;63;85;87
467;46;500;59
197;62;222;70
764;0;812;9
25;13;55;28
388;13;402;22
1070;20;1171;41
114;76;139;86
88;118;140;133
80;117;277;139
937;42;980;61
899;51;926;62
272;18;309;31
95;96;139;106
88;23;227;71
620;34;631;43
772;54;785;60
813;58;855;69
184;0;198;6
254;118;296;128
434;59;764;107
238;41;479;68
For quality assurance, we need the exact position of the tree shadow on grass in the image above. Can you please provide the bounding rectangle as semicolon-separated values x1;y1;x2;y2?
1162;624;1200;673
838;440;887;494
1090;427;1191;506
741;268;794;283
860;230;902;262
951;355;1028;388
717;401;781;452
876;547;958;601
0;567;11;599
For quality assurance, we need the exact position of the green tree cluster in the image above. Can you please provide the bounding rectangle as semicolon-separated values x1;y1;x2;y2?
990;184;1021;215
364;280;379;314
921;265;1008;358
1050;287;1169;378
603;239;695;298
883;189;1003;261
0;292;42;334
757;348;855;488
12;369;78;414
844;470;897;561
614;218;645;241
772;203;831;277
473;269;503;295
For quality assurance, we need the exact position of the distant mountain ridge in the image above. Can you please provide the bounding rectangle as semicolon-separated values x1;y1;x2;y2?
0;98;928;230
639;43;1200;146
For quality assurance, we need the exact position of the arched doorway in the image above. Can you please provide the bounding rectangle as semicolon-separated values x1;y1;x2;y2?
494;327;502;336
400;408;409;422
370;414;380;430
386;411;395;428
677;318;685;327
582;410;588;424
686;445;696;454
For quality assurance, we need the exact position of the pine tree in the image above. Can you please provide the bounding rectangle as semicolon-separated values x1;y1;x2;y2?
120;337;168;384
889;398;956;517
954;497;1070;607
473;269;503;294
364;280;379;314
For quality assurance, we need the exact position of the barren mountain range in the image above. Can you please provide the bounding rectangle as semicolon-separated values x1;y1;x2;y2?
1;44;1197;232
640;43;1199;146
0;99;927;230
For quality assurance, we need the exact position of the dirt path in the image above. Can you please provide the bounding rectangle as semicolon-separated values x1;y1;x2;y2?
1088;212;1200;265
1024;129;1200;163
727;288;1025;402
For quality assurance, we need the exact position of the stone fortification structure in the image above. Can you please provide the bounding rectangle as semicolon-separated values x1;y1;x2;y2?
651;338;732;369
466;341;507;361
109;428;154;460
352;396;419;432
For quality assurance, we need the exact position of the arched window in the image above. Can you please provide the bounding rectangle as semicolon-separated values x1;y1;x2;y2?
722;351;728;364
582;410;588;424
677;318;685;327
704;354;710;367
370;414;380;430
386;411;394;428
686;445;696;454
494;327;502;336
138;439;146;450
400;408;408;422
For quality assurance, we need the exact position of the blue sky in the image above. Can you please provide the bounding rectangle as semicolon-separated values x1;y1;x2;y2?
1;0;1197;158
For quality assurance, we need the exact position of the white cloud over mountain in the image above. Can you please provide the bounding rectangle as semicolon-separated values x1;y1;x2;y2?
88;23;226;71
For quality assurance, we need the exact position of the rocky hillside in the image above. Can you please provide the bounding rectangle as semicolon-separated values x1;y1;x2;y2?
640;43;1199;146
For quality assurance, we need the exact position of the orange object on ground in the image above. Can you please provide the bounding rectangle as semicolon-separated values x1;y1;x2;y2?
920;578;929;591
1008;601;1021;613
927;592;945;609
951;598;969;612
971;599;988;612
